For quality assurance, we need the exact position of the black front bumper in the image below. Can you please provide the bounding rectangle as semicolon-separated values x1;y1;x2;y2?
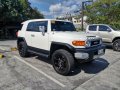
74;45;106;63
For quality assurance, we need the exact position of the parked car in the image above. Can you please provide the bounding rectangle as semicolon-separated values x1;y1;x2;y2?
17;19;105;75
86;24;120;51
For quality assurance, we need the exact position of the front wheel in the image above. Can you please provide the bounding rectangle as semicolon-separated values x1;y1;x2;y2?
52;49;74;75
113;39;120;52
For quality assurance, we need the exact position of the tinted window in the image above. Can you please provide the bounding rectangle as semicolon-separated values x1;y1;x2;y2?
99;25;109;31
27;22;34;31
51;21;76;31
27;21;48;32
89;25;97;31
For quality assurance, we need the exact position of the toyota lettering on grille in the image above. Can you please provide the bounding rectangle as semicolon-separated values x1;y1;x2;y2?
91;40;100;46
94;41;99;45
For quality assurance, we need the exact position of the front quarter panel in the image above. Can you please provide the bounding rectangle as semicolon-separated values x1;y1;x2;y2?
49;32;86;49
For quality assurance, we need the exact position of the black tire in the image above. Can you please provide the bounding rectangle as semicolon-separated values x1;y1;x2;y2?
113;39;120;52
52;49;74;75
18;41;29;57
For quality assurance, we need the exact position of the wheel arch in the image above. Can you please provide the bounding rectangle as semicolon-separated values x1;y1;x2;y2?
112;37;120;43
17;37;27;45
50;42;75;58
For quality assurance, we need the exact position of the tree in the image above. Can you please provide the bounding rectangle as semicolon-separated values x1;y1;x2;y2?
0;0;44;23
0;0;44;39
85;0;120;29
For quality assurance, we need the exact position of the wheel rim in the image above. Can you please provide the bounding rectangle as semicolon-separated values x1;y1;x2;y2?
53;53;67;73
114;41;120;51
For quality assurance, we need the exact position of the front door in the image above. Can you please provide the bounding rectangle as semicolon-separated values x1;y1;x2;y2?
98;25;112;42
87;25;99;36
31;21;49;51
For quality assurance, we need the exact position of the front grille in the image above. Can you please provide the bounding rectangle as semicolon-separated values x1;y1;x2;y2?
91;40;100;46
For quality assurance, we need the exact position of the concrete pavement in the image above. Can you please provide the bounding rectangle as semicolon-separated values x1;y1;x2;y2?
0;40;120;90
75;57;120;90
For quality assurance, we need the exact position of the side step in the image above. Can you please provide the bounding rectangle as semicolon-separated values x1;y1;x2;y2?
28;50;49;58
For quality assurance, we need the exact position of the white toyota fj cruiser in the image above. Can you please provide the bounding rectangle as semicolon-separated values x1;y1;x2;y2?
17;19;105;75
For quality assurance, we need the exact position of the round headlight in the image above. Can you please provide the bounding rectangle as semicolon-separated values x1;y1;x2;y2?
86;40;91;47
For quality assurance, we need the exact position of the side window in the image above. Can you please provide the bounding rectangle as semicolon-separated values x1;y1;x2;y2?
27;22;34;31
99;25;109;31
89;25;97;31
27;21;48;32
34;21;48;32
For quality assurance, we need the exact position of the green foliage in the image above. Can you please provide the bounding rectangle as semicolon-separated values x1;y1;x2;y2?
0;0;44;23
85;0;120;29
76;27;81;31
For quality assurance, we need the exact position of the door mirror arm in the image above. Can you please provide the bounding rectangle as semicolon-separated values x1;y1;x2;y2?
107;29;111;32
39;26;45;36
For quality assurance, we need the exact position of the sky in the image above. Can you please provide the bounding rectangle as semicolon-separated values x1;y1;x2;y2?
28;0;86;19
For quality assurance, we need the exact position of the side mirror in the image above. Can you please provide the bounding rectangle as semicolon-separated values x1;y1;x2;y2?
39;26;45;35
107;28;111;32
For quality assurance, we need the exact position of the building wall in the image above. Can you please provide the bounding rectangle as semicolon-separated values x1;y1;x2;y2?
72;16;88;29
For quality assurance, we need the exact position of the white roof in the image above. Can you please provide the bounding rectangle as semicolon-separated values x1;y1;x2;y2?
22;19;71;24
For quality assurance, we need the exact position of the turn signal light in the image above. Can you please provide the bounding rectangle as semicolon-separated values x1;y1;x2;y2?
72;40;85;46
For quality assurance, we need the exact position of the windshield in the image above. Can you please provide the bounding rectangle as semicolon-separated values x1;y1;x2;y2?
51;21;76;31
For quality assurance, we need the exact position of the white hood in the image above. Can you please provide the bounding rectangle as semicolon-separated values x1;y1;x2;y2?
51;31;98;40
50;31;100;48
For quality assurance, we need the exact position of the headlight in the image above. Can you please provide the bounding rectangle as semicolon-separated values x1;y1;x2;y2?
72;40;85;46
86;40;91;47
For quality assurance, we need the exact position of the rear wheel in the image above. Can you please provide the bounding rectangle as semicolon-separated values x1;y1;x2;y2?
52;49;74;75
113;39;120;52
18;41;29;57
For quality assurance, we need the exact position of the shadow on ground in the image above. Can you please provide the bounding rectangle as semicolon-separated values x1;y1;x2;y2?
105;45;113;49
35;55;109;76
104;44;117;51
68;58;109;76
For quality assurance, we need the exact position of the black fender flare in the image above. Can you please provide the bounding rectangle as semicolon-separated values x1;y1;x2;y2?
50;42;75;57
17;37;27;45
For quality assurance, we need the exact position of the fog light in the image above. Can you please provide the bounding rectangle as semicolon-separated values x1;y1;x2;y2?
98;49;104;55
75;53;89;59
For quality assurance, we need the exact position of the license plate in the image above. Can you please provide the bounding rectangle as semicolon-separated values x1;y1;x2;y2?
98;49;104;55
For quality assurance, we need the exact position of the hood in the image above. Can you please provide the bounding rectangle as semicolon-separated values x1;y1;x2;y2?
52;31;98;39
50;31;100;48
50;31;100;43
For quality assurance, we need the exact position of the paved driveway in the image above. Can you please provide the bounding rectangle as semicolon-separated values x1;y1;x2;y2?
0;40;120;90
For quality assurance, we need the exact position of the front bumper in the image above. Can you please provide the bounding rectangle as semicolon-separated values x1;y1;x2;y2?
74;45;105;62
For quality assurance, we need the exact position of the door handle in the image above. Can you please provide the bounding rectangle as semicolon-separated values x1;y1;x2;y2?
31;34;35;37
